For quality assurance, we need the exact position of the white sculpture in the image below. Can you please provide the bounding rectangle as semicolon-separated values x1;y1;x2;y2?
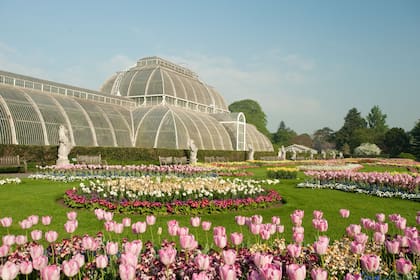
56;125;73;166
277;147;282;160
310;151;314;160
188;139;198;165
291;148;297;161
281;145;286;160
331;151;336;159
247;144;255;161
321;150;326;160
338;152;344;159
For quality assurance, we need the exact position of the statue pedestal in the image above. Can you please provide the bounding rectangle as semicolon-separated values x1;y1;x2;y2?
56;158;70;166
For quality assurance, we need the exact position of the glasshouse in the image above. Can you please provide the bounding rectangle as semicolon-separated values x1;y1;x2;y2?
0;56;273;151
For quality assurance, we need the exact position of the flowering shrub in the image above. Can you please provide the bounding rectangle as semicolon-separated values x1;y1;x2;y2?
354;143;381;156
267;167;298;179
0;210;418;279
304;170;420;194
0;178;21;186
64;177;282;215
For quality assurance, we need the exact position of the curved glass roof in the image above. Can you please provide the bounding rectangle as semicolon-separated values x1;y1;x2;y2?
100;57;228;113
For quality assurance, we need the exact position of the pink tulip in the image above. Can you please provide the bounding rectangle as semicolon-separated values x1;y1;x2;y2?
94;208;105;220
201;221;212;231
222;249;236;265
375;213;385;222
195;254;210;270
82;236;98;251
339;209;350;218
122;217;131;227
293;232;304;244
20;260;33;275
28;215;39;225
286;263;306;280
260;263;282;280
192;271;210;280
0;261;19;280
350;241;365;255
385;239;400;254
120;252;138;267
276;225;285;233
0;217;12;227
32;255;48;270
177;226;189;236
360;254;380;273
373;232;385;244
235;216;246;226
230;232;243;246
31;230;43;241
0;245;9;257
250;223;261;235
354;233;368;245
103;211;113;221
15;235;27;245
271;216;281;225
397;235;409;248
417;215;420;225
190;217;201;227
290;214;302;226
180;234;197;251
396;217;407;230
41;216;52;225
409;238;420;255
260;229;271;240
404;227;418;239
64;220;78;234
293;209;305;218
396;258;413;275
375;222;388;234
95;255;108;269
214;234;227;249
346;224;361;238
344;273;362;280
106;241;119;255
72;253;85;268
67;211;77;221
313;210;323;219
287;244;302;258
19;219;32;229
114;223;124;234
159;246;177;266
119;263;136;280
62;259;80;277
311;268;328;280
41;264;60;280
146;215;156;226
219;264;237;280
45;231;58;243
253;252;273;268
29;244;44;259
124;240;142;257
131;221;147;234
213;226;226;236
2;235;15;246
314;240;328;255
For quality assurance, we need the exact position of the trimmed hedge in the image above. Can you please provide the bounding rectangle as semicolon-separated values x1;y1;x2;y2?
0;144;277;166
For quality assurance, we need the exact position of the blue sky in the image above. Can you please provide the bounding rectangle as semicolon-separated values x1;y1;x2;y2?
1;0;419;134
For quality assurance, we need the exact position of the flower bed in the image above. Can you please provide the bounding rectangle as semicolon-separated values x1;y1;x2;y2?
298;163;363;172
0;177;21;186
0;210;418;279
64;177;282;215
267;167;298;179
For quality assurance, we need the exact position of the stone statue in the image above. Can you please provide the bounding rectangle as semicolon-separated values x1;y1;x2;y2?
291;148;297;161
321;150;326;160
56;125;73;166
310;151;314;160
338;152;344;159
277;148;282;160
331;151;336;159
281;145;286;160
247;144;254;161
188;139;198;165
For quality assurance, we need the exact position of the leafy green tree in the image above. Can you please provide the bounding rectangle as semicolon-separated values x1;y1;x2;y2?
366;105;388;148
229;99;271;138
410;120;420;160
312;127;335;151
291;133;313;148
333;108;367;151
383;127;410;157
272;121;297;146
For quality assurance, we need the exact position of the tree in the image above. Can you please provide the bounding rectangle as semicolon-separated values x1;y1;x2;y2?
272;121;297;146
410;120;420;160
366;105;388;148
312;127;335;151
229;99;271;138
291;133;313;148
383;127;410;157
333;108;367;151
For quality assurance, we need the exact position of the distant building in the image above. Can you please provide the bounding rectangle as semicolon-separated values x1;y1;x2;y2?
0;56;273;151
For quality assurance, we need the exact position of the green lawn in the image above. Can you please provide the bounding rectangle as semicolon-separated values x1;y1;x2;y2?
0;166;418;248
